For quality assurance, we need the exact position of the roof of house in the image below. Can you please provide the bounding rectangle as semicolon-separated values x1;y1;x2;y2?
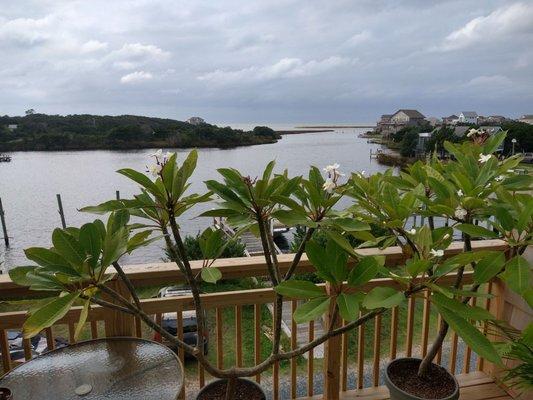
520;115;533;119
454;126;470;137
461;111;478;118
392;109;425;119
444;115;458;119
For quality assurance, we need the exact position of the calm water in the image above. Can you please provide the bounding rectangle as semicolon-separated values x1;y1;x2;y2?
0;128;387;270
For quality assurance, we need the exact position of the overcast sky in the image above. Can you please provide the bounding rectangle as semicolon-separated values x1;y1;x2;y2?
1;0;532;124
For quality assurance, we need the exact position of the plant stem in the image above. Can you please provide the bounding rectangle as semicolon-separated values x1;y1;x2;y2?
112;261;141;309
284;227;315;280
418;233;471;376
225;377;236;400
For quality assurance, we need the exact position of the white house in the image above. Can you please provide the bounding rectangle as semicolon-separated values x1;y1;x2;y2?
458;111;478;124
519;114;533;125
186;117;205;126
7;124;18;131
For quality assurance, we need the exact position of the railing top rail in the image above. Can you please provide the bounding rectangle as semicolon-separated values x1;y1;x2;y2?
0;270;475;330
0;239;507;299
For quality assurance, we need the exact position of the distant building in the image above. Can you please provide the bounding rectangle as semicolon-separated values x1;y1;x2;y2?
519;114;533;125
416;131;433;154
426;117;441;127
458;111;478;124
442;115;458;125
390;109;426;126
187;117;205;125
485;115;507;124
7;124;18;131
453;126;470;137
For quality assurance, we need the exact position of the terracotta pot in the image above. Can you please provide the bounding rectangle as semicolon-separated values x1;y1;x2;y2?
196;378;266;400
384;358;459;400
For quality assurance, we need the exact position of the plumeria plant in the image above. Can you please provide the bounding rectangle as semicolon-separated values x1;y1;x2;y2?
9;130;533;399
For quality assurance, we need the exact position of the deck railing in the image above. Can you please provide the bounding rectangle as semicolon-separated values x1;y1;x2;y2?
0;239;509;399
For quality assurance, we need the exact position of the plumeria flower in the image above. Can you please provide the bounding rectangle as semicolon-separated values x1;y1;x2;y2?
467;129;478;137
322;178;336;193
150;149;163;159
478;154;491;163
148;164;162;177
323;163;340;173
457;189;463;197
454;206;467;220
163;151;174;161
409;228;416;235
430;249;444;257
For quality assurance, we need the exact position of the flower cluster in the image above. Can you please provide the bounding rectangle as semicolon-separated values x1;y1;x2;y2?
147;149;175;177
322;163;344;193
466;128;490;145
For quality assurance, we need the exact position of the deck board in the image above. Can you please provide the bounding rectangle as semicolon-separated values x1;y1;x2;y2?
300;372;511;400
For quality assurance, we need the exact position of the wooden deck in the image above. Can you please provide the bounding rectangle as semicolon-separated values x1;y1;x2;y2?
302;372;512;400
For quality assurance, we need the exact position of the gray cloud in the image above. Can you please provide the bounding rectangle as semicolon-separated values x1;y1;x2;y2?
0;0;532;123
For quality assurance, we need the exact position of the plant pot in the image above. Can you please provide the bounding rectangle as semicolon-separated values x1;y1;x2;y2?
196;378;266;400
384;358;459;400
0;388;13;400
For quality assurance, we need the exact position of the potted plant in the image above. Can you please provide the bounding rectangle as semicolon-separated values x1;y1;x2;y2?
8;132;532;399
342;129;532;399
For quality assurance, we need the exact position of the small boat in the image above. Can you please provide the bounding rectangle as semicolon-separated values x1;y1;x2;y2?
0;155;11;162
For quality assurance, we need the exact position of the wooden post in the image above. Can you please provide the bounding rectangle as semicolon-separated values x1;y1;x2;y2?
0;198;9;247
103;280;135;337
323;283;342;400
56;194;66;229
116;190;120;200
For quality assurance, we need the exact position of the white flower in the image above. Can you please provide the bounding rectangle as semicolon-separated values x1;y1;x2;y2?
163;151;174;161
430;249;444;257
495;175;505;182
148;164;162;177
457;189;463;197
478;154;491;163
443;233;450;240
454;206;467;220
322;178;336;193
333;169;345;179
323;163;340;173
150;149;163;158
467;129;478;137
409;228;416;235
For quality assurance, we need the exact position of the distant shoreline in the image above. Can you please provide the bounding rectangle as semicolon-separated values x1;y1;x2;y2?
295;125;375;129
276;129;334;135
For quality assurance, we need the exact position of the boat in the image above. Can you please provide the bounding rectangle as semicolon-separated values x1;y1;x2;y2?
0;155;11;162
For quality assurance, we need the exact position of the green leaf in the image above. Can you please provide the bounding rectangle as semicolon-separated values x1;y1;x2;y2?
456;224;499;239
348;256;379;286
406;258;432;277
363;287;404;309
325;230;359;257
201;267;222;283
23;292;80;338
305;240;336;282
432;293;494;320
79;223;102;268
337;293;364;321
24;248;81;276
117;168;162;198
293;297;330;324
52;229;86;267
271;210;310;227
102;228;128;267
436;304;502;366
274;280;325;299
9;266;37;286
473;252;506;284
501;256;530;295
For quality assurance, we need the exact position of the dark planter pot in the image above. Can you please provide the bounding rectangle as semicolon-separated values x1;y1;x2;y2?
384;358;459;400
0;388;13;400
196;378;266;400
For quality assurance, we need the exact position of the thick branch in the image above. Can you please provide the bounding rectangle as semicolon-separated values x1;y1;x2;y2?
112;261;141;309
284;227;315;280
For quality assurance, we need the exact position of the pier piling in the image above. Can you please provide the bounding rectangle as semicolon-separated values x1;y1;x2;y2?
56;194;67;229
0;198;9;247
116;190;120;200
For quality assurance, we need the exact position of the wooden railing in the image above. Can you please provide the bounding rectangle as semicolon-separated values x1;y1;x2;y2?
0;240;509;399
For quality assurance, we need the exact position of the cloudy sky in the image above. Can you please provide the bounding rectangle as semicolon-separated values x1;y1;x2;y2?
1;0;533;124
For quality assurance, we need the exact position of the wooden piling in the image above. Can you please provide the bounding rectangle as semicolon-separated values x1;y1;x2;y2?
116;190;120;200
56;194;67;229
0;198;9;247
